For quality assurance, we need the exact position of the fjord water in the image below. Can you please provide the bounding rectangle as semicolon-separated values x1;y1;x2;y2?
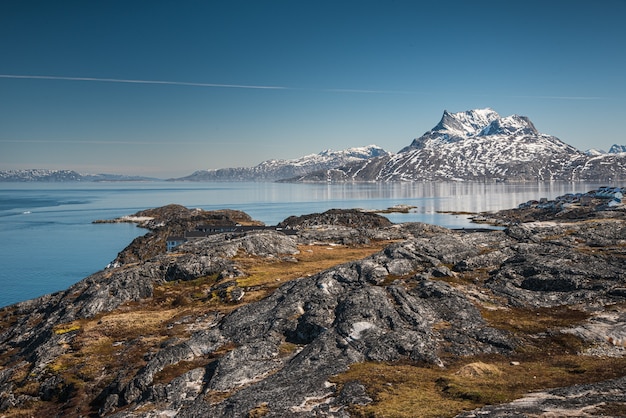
0;181;605;307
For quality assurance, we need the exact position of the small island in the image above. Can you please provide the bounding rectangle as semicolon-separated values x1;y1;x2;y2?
361;204;417;214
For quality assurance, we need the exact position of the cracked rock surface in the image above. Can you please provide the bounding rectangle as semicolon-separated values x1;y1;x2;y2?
1;206;625;417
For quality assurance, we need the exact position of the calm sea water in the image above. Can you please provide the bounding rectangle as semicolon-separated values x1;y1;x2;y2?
0;181;606;307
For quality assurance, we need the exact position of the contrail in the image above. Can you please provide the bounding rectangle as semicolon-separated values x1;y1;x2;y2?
0;74;608;99
511;95;606;100
0;139;211;145
0;74;414;94
0;74;288;90
321;88;414;94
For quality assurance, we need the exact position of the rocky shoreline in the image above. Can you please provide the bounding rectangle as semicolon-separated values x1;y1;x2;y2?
1;190;625;417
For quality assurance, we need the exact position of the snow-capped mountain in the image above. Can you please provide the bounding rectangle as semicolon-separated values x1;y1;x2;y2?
609;144;626;154
293;109;626;182
584;145;626;156
0;169;84;182
0;169;156;182
400;108;500;151
172;145;391;181
584;148;606;156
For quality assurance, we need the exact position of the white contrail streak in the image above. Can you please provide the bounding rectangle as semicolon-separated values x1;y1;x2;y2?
0;74;287;90
0;74;408;94
511;95;605;100
0;74;608;99
0;139;213;145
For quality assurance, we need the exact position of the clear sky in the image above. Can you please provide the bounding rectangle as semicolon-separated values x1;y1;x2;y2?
1;0;625;178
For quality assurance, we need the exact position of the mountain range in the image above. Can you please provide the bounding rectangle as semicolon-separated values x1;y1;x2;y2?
3;109;625;183
291;108;626;182
172;145;390;181
0;169;156;182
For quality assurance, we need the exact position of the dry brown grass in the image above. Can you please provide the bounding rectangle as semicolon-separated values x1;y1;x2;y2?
332;355;626;418
153;357;213;385
35;307;192;416
0;404;53;418
247;402;270;417
10;235;617;418
0;306;19;333
4;241;392;417
481;305;590;335
330;301;620;417
235;242;394;289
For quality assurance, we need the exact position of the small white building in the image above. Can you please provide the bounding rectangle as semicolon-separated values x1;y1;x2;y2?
166;236;186;252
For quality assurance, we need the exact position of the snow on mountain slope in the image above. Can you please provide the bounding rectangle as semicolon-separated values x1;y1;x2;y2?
585;149;606;156
295;109;625;182
574;152;626;180
0;169;156;182
584;145;626;156
174;145;391;181
0;169;84;182
401;108;500;151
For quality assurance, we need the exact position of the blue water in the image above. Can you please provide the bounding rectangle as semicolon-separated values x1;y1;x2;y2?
0;181;606;307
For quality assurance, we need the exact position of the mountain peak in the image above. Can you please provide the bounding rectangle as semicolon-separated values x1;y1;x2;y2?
479;114;538;136
289;107;626;182
433;108;500;136
403;108;502;151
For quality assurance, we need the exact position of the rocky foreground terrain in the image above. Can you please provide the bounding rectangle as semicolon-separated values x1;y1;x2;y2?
1;191;626;417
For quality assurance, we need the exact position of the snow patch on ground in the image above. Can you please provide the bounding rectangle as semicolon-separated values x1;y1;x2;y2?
120;215;155;222
349;321;376;340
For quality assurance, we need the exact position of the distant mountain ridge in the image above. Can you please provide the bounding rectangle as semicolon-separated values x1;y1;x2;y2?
172;145;390;181
5;110;626;183
585;145;626;156
0;169;156;182
609;144;626;154
292;108;626;182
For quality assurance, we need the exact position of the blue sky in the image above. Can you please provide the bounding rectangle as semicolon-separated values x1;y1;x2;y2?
1;0;625;178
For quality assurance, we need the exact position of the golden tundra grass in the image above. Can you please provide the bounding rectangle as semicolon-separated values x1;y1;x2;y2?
4;240;626;417
332;302;626;418
235;242;397;291
332;354;626;418
2;242;392;417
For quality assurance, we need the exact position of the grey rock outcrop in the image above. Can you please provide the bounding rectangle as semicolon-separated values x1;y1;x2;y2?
456;375;626;417
2;202;626;417
487;220;626;308
278;209;393;230
103;231;514;417
0;229;299;409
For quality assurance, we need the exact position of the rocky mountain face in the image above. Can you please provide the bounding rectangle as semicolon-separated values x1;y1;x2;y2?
610;144;626;154
1;197;626;417
172;145;391;181
0;169;85;182
292;109;626;182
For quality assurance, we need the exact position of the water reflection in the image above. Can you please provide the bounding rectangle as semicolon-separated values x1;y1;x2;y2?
189;181;607;227
0;180;611;307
